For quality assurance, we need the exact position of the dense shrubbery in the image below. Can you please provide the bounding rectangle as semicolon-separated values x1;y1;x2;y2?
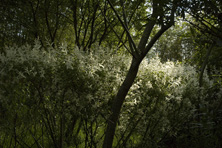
120;57;222;147
0;43;221;147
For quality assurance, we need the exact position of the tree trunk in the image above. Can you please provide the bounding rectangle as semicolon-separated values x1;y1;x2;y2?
199;43;213;87
103;57;141;148
102;1;176;147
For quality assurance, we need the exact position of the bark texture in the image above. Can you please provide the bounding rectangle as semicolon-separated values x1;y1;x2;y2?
103;58;141;148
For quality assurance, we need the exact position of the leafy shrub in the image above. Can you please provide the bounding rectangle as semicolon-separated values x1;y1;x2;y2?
0;42;221;147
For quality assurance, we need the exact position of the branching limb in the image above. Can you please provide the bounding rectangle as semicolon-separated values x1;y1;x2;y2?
107;0;137;57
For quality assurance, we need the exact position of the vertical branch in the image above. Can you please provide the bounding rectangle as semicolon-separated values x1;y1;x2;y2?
199;43;214;87
14;113;18;148
100;9;133;56
29;0;44;47
70;0;80;48
52;0;60;45
137;0;158;52
141;0;176;57
84;119;89;148
59;117;63;148
120;0;133;51
42;108;58;148
44;0;54;44
29;0;40;39
107;0;137;56
59;90;65;148
42;119;44;147
99;1;108;45
88;2;99;49
117;1;142;48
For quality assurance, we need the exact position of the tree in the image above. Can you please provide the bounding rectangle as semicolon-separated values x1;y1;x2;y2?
102;0;180;147
101;0;222;147
0;0;71;48
185;0;222;40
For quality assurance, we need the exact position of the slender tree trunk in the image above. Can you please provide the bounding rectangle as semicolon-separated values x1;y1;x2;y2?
197;43;213;137
103;58;141;148
199;43;214;87
102;1;176;147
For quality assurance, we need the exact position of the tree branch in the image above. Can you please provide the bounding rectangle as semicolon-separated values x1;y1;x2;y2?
107;0;137;56
137;0;159;53
141;0;176;58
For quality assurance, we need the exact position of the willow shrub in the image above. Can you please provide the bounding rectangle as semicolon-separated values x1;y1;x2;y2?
0;42;128;147
0;42;221;147
118;57;222;148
